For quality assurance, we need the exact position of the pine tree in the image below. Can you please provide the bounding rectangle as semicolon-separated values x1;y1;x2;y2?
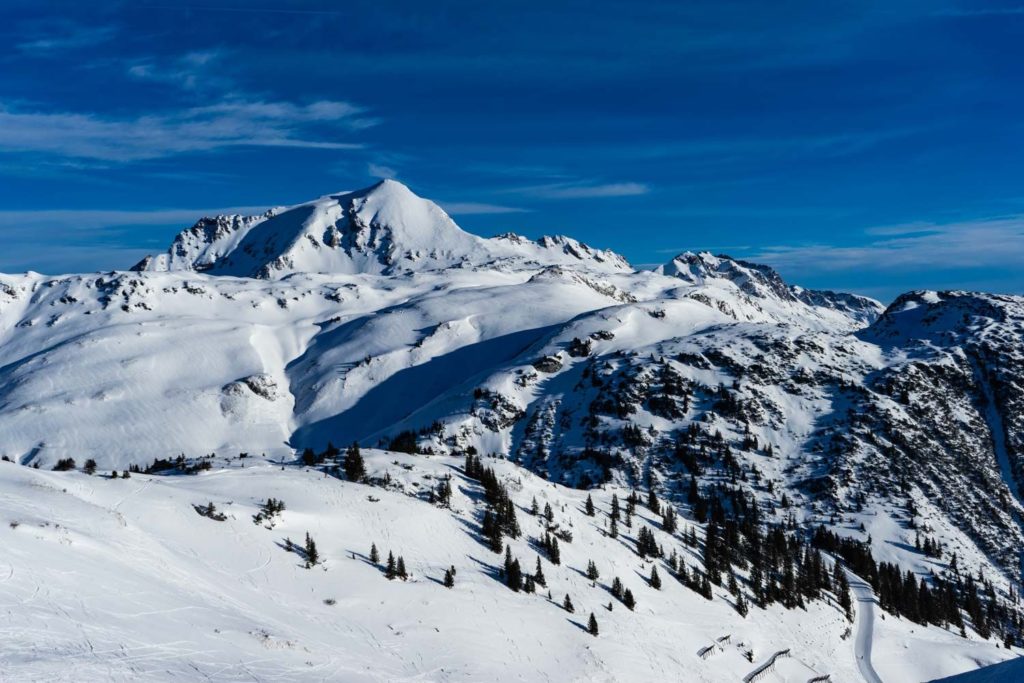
563;594;575;613
612;577;624;600
623;588;636;610
610;493;621;521
535;556;547;587
587;612;599;636
344;442;365;482
650;565;662;590
436;479;453;507
84;459;97;475
736;590;749;617
531;497;539;515
444;568;455;588
836;569;853;621
370;543;380;564
647;488;660;515
507;558;523;592
397;556;408;580
662;506;677;534
610;517;618;539
548;535;561;565
587;559;600;581
482;510;504;553
544;502;554;523
585;494;595;516
386;551;397;579
304;533;319;568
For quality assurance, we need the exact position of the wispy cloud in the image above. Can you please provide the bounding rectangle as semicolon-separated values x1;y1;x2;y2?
0;99;374;163
0;207;273;234
367;162;397;179
127;50;228;91
932;6;1024;17
750;216;1024;274
511;181;650;200
440;202;529;215
16;22;117;54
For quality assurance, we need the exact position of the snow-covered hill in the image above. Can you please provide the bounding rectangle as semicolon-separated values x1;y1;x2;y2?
0;451;1013;682
2;180;1023;681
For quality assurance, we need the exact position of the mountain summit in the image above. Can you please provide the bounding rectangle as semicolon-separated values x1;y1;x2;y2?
132;179;630;278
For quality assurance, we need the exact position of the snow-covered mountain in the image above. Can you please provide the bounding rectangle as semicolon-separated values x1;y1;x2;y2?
131;179;630;277
2;180;1023;681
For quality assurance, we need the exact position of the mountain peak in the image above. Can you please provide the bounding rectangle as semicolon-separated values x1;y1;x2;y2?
132;181;485;278
132;181;632;278
657;250;884;325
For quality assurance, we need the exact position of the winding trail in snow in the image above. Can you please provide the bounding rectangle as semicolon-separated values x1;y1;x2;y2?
848;570;883;683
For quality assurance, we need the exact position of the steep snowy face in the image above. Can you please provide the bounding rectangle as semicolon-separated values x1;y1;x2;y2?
134;180;633;278
134;180;487;278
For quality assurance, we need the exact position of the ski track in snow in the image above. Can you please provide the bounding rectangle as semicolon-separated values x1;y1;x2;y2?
849;570;884;683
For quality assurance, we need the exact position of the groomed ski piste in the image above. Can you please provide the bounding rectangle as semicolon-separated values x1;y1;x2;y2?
0;449;1014;682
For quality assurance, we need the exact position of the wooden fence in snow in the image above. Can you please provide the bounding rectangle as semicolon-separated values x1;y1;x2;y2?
742;649;791;683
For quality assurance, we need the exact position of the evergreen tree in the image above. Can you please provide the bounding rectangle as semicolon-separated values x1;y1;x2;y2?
585;494;595;516
548;534;561;565
304;533;319;568
587;559;600;581
662;506;677;534
610;517;618;539
370;543;380;564
647;488;660;515
482;510;504;553
612;577;624;600
507;558;523;592
436;479;453;507
84;459;97;475
736;590;749;617
544;502;554;523
531;496;539;516
610;493;621;521
444;568;455;588
386;551;397;580
836;568;853;621
343;442;365;482
623;588;636;610
535;556;547;587
397;556;408;580
650;565;662;590
587;612;599;636
563;594;575;613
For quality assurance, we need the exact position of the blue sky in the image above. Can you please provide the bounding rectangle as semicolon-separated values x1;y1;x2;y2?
2;1;1024;302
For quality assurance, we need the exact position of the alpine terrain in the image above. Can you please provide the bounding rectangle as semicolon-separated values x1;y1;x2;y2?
2;180;1023;682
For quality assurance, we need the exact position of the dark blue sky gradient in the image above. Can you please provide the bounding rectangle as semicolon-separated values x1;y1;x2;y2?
2;0;1024;301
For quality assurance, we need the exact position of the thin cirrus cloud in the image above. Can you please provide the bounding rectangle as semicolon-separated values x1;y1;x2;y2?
127;50;228;91
440;202;529;216
512;181;650;200
750;216;1024;274
16;22;117;54
0;99;376;163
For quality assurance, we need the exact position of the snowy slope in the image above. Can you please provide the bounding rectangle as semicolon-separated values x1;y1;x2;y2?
1;180;1023;681
0;451;1012;682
